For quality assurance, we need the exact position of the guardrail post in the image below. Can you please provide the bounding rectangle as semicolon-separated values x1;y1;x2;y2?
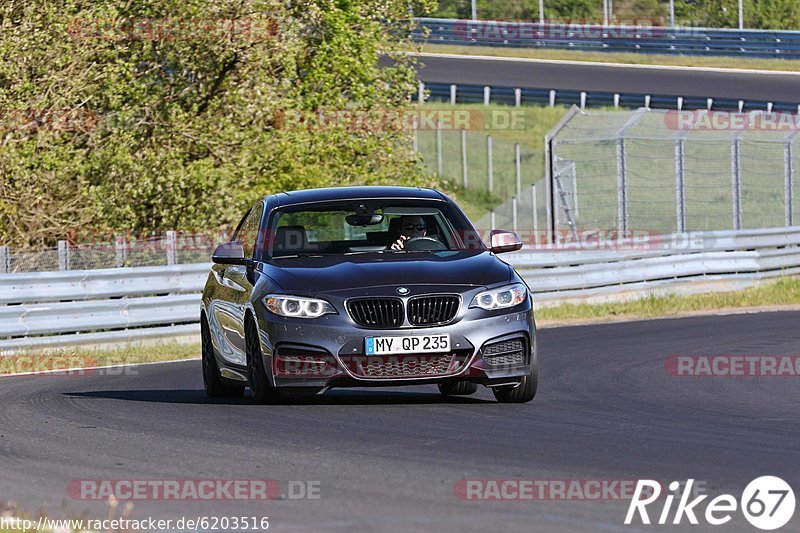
675;135;687;233
580;92;586;109
514;88;521;107
731;132;742;230
614;94;620;109
166;231;178;266
549;90;556;107
114;234;127;268
450;84;457;105
418;81;425;104
0;246;9;274
436;120;443;177
483;86;490;105
461;129;468;187
515;143;522;198
487;135;494;193
58;240;70;271
677;97;683;111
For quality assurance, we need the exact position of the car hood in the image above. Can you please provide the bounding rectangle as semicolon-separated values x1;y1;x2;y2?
260;250;513;295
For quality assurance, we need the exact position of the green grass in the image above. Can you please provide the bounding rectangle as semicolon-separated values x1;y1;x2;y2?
0;341;199;375
421;43;800;72
537;277;800;323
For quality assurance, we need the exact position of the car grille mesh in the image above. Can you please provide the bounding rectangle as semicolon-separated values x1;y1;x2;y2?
407;296;460;326
482;338;527;367
345;353;467;379
347;298;404;328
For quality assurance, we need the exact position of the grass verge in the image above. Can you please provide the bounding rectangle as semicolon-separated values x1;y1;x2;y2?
537;277;800;324
421;43;800;72
0;341;199;375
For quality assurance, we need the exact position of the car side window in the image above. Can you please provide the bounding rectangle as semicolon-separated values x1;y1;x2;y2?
232;202;264;259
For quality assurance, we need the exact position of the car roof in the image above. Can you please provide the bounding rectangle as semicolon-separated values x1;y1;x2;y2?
271;186;446;207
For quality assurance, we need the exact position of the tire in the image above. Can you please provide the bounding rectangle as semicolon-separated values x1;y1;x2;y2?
201;316;245;398
492;365;538;404
438;381;478;396
245;318;282;404
493;338;538;404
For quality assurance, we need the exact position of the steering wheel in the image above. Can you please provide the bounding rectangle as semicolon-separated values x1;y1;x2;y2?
403;236;447;251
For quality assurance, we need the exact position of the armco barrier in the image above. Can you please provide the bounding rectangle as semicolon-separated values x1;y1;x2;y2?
416;81;800;113
1;227;799;352
414;18;800;59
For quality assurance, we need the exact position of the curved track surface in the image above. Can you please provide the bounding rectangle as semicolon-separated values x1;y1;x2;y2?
1;311;799;531
413;53;800;102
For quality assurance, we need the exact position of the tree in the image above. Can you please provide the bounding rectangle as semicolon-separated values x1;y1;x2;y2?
0;0;437;247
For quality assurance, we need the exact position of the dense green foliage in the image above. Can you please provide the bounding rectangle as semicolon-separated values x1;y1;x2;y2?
431;0;800;29
0;0;436;246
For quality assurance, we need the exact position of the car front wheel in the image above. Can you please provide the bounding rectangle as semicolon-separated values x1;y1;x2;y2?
246;318;282;404
201;316;245;398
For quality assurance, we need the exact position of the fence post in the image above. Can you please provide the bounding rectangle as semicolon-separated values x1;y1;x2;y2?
58;240;70;271
515;143;522;198
531;184;538;241
461;129;468;188
784;132;798;227
615;109;646;235
166;230;178;266
512;196;518;233
616;136;628;234
412;115;418;153
487;135;493;193
114;234;128;268
490;210;496;231
0;246;9;274
436;120;443;177
731;132;742;230
675;135;686;233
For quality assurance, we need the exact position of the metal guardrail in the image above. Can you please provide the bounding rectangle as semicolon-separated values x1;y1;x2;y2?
0;264;209;353
1;227;799;352
416;81;800;114
414;18;800;59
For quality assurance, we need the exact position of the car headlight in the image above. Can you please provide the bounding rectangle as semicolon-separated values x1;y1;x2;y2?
470;283;528;310
264;295;337;318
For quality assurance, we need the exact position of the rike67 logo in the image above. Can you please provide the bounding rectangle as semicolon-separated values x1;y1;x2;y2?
625;477;795;530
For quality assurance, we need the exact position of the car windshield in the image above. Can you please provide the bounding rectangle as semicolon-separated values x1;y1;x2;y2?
264;200;484;259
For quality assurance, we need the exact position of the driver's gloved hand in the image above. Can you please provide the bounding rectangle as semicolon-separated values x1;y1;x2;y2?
390;235;409;250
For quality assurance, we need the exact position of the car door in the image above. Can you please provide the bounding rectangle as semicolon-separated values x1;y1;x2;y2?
209;201;264;366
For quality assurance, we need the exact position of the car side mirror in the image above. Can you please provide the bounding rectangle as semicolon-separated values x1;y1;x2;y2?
212;241;249;265
489;230;523;254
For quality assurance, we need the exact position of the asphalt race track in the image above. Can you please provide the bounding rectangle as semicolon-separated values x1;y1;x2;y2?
413;53;800;102
1;311;799;532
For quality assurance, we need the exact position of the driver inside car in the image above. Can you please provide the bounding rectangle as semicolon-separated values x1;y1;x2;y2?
390;215;428;250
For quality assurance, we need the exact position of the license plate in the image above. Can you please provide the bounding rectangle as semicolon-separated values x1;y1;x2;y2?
365;334;450;355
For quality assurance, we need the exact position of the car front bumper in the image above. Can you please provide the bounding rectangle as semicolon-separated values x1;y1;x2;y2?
253;302;536;391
